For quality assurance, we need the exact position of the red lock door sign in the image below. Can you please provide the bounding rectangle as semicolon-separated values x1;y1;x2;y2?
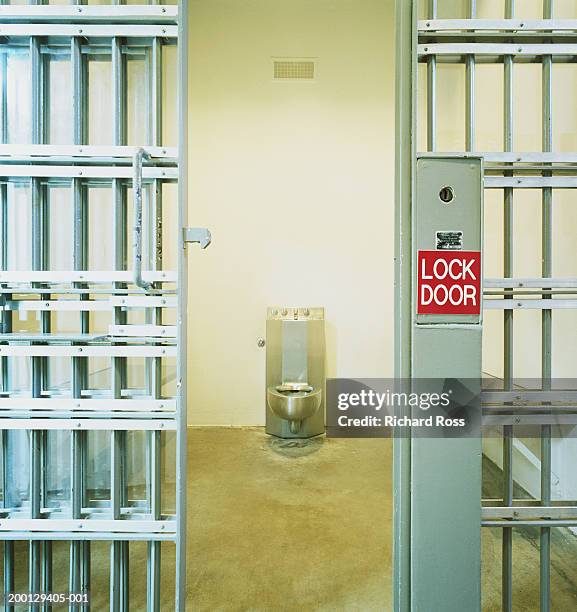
417;250;481;315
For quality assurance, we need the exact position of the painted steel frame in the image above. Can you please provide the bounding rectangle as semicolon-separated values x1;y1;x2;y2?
396;2;577;612
393;2;413;610
0;2;188;610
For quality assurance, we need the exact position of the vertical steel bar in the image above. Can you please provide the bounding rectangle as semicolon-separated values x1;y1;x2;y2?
110;271;127;606
78;33;91;605
502;3;515;612
142;37;156;612
146;33;163;612
30;174;43;608
151;38;162;148
70;34;88;610
393;1;415;611
426;0;437;152
40;541;52;612
176;1;189;609
0;42;14;612
146;428;162;611
465;0;476;151
39;39;53;612
110;429;122;611
111;33;129;612
540;4;553;612
146;355;162;612
29;34;43;611
146;177;163;611
112;37;126;165
69;175;84;607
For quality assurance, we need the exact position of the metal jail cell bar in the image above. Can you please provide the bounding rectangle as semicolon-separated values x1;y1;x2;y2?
395;0;577;611
0;4;187;612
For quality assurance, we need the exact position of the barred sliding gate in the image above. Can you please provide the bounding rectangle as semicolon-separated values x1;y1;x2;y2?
0;2;196;610
396;1;577;611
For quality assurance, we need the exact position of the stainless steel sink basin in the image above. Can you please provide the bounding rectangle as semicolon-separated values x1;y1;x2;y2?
266;385;322;423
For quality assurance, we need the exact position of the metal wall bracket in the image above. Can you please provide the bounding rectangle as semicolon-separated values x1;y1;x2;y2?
183;227;212;249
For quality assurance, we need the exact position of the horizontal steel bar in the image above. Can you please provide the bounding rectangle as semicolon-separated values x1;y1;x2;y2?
0;398;175;411
0;418;176;431
31;510;171;520
0;346;176;357
2;503;162;516
39;44;150;56
483;519;577;528
485;278;577;288
483;391;577;402
0;390;174;400
0;411;175;420
483;500;577;508
484;405;577;414
0;519;175;534
0;144;177;161
483;415;577;425
0;288;175;295
419;19;577;32
419;43;577;56
4;298;175;312
0;532;175;542
483;152;577;164
420;152;577;164
485;289;577;296
483;506;577;520
4;300;110;312
109;325;176;338
0;334;109;342
110;296;177;308
486;176;577;188
0;271;176;284
0;24;177;38
0;6;177;24
0;165;177;179
107;337;176;345
484;299;577;309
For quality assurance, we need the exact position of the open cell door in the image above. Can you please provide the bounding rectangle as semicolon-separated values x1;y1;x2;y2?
0;3;194;610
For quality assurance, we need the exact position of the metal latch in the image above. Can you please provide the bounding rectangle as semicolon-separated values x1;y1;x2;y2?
183;227;212;249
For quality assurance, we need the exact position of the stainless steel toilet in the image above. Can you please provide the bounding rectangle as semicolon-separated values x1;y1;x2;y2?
265;307;325;438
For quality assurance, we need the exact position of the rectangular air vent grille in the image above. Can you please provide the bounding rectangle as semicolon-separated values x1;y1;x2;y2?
273;60;315;80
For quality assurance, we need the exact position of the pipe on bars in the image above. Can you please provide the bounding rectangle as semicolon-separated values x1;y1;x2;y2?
133;147;152;291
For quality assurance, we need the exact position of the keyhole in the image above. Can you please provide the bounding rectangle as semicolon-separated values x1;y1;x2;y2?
439;186;455;203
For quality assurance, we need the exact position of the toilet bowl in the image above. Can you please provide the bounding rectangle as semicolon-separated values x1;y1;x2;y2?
265;306;325;438
267;382;322;434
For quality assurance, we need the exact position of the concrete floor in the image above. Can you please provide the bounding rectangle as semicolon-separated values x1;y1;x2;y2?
188;429;577;612
6;427;577;610
188;428;577;611
188;428;391;611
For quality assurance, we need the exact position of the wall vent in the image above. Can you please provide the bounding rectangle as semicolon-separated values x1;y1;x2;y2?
273;59;315;80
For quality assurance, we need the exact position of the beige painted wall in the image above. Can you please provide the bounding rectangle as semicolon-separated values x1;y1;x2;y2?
187;0;577;426
187;0;394;425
